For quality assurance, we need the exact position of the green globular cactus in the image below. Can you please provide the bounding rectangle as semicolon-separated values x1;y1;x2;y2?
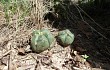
57;29;74;47
31;29;55;53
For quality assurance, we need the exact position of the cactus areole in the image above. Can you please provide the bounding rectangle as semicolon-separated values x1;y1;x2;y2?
31;29;55;53
57;29;74;46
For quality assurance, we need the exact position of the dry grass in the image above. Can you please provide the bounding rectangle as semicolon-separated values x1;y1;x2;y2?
0;0;55;47
0;0;57;70
0;0;110;70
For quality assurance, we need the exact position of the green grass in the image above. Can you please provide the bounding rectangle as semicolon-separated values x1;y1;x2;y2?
0;0;31;27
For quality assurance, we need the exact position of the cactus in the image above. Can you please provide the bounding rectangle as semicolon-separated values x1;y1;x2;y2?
31;29;55;53
57;29;74;46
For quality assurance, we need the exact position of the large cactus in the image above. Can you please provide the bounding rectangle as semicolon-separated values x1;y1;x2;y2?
31;29;55;53
57;29;74;46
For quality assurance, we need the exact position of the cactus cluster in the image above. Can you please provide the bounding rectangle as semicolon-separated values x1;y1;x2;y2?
57;29;74;46
31;29;74;53
31;29;55;53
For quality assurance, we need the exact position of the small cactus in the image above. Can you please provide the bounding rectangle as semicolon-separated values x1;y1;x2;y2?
57;29;74;46
31;29;55;53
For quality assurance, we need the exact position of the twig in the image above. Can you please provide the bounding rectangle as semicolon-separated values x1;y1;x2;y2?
0;50;12;59
74;2;105;30
8;46;12;70
72;3;110;42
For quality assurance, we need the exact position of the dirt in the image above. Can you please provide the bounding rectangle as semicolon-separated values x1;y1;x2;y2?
0;17;110;70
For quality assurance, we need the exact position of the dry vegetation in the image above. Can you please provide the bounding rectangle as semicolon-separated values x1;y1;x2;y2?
0;0;110;70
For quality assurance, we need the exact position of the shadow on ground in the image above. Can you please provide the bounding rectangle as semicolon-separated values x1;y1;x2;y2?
44;1;110;70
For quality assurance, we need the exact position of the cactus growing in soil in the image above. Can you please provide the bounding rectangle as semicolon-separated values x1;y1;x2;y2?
31;29;55;53
57;29;74;46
